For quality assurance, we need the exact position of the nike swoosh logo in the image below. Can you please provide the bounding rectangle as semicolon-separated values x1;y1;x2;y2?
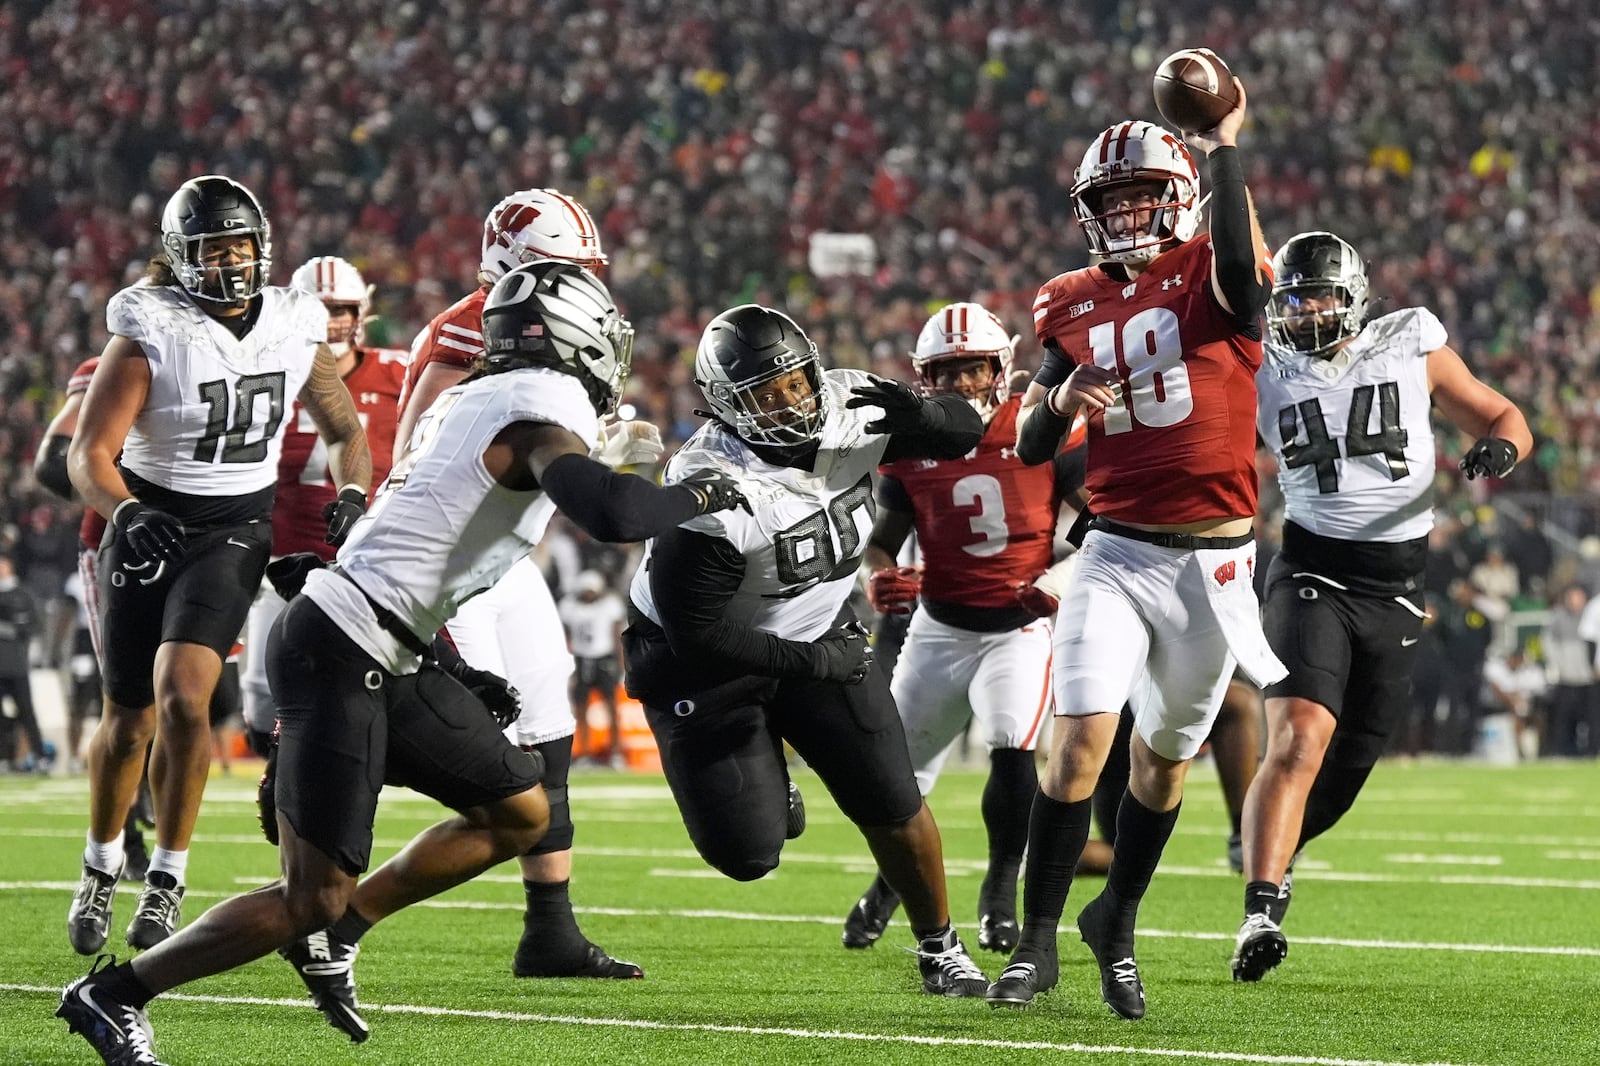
1401;637;1419;646
227;537;251;549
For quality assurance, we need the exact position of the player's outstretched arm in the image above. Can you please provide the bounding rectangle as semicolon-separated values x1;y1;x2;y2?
33;389;84;499
510;421;750;542
847;376;984;460
1427;345;1533;480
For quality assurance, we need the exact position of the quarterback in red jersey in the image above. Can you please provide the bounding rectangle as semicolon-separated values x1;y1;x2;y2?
237;255;405;751
841;302;1085;958
988;83;1286;1019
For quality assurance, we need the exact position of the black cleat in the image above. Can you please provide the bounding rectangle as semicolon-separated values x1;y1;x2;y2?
514;940;645;979
57;955;166;1065
1077;894;1145;1020
68;862;122;956
125;874;183;951
977;912;1019;954
280;931;369;1043
985;948;1058;1008
915;934;990;997
841;877;901;949
785;780;806;840
1230;913;1289;982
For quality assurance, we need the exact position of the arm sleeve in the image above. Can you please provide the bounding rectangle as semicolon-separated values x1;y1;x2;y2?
1032;339;1074;390
879;393;985;463
34;435;74;499
875;473;912;512
649;526;827;679
1206;146;1269;332
538;452;700;543
1052;446;1087;498
1016;397;1073;467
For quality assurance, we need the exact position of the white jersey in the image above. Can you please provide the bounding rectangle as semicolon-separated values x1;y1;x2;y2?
304;367;598;672
630;368;884;642
1256;306;1442;543
109;282;326;495
560;591;626;659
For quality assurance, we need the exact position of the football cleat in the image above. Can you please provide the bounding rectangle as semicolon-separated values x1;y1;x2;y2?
121;830;151;884
985;949;1059;1008
915;935;990;997
513;940;645;980
125;874;183;951
977;912;1020;954
785;780;806;840
280;931;369;1043
68;861;122;956
1231;913;1289;982
841;877;901;949
57;955;167;1065
1077;894;1146;1020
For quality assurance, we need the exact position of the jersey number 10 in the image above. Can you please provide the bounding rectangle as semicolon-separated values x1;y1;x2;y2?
193;372;286;464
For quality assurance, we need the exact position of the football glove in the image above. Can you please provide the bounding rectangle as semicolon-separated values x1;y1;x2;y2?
845;377;942;436
456;664;522;730
812;620;875;684
114;500;187;565
1014;557;1074;619
867;566;922;615
1459;437;1518;480
593;418;666;469
264;552;327;601
679;468;754;515
323;485;368;546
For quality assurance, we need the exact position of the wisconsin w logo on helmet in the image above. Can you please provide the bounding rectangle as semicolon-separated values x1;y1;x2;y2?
479;260;634;415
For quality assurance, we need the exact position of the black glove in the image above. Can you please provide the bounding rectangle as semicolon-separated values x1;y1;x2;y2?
1459;437;1518;480
264;552;327;601
257;725;280;846
115;500;187;565
323;486;368;547
845;377;942;436
456;664;522;729
810;620;874;684
678;468;754;515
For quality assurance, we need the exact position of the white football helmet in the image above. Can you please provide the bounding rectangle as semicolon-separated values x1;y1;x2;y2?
290;256;368;347
912;302;1014;414
480;189;606;283
1071;121;1201;264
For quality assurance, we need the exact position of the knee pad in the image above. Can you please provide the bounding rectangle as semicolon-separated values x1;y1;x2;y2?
522;736;576;855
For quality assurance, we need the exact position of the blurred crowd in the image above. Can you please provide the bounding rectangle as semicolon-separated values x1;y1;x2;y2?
1;0;1597;758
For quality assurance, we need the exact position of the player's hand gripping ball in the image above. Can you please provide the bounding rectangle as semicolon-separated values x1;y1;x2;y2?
1153;48;1239;133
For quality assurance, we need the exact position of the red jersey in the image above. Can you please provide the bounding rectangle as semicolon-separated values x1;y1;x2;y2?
880;398;1062;609
397;287;487;418
67;357;108;551
272;347;406;558
1032;236;1263;525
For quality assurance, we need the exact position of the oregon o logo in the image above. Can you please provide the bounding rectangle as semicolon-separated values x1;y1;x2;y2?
673;699;695;717
364;670;383;690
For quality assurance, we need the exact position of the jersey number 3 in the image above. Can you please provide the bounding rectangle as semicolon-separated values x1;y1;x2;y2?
1277;382;1409;493
194;372;286;464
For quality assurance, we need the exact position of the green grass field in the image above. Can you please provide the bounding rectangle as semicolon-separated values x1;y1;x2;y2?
2;758;1596;1065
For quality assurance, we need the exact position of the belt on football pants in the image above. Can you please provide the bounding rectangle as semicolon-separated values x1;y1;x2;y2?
1088;517;1253;551
328;565;432;657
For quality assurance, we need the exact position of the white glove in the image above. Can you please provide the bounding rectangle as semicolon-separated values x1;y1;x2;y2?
592;418;665;469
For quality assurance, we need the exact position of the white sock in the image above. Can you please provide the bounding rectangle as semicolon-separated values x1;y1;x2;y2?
84;834;125;878
149;847;189;886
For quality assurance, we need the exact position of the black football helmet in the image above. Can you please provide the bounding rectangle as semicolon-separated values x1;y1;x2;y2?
694;305;826;446
160;175;272;303
480;259;634;415
1266;231;1369;357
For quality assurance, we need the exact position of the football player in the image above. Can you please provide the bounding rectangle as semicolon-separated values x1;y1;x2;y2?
63;175;372;957
624;304;996;998
57;262;750;1065
1231;230;1531;981
841;303;1086;956
384;188;651;989
989;82;1287;1019
238;255;407;755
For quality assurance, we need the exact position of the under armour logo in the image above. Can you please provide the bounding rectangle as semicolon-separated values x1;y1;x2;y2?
999;447;1017;460
1162;274;1183;290
360;392;379;404
1214;560;1237;586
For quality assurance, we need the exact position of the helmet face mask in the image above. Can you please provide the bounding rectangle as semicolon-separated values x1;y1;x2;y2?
695;305;828;448
290;256;369;348
480;189;606;284
912;302;1014;415
1072;122;1200;265
480;260;634;416
1266;231;1369;358
160;176;272;304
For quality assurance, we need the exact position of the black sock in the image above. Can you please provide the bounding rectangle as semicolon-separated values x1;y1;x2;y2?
980;748;1036;913
1104;789;1181;912
328;905;373;945
1244;880;1281;919
1018;791;1092;955
522;879;588;953
868;871;900;904
915;922;957;951
100;960;156;1011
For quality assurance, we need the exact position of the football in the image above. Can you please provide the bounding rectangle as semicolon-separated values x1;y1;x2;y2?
1152;48;1239;133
